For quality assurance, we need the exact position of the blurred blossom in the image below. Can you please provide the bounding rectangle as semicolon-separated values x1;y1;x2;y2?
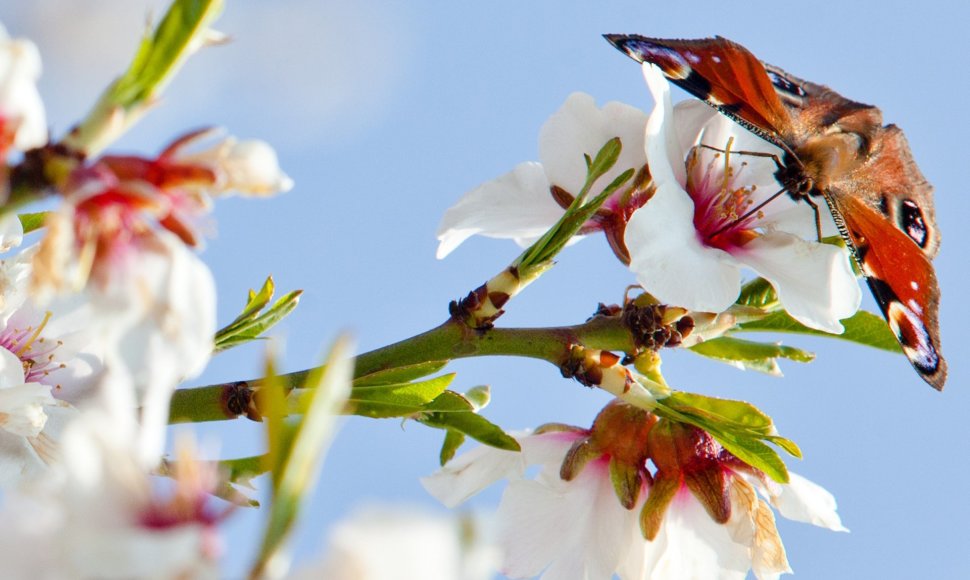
0;411;224;579
0;22;46;157
423;401;845;580
626;65;860;333
291;505;498;580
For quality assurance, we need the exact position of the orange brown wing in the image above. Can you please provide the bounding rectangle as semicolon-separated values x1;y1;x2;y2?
603;35;794;147
823;191;945;389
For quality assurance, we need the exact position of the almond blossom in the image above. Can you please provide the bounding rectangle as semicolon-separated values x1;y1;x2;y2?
0;407;225;579
422;401;845;580
436;92;651;260
626;65;861;333
0;23;46;157
292;506;499;580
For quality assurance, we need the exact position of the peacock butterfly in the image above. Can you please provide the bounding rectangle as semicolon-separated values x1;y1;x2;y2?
604;34;946;389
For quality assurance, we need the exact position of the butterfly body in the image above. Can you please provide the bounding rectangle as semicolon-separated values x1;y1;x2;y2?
605;34;946;389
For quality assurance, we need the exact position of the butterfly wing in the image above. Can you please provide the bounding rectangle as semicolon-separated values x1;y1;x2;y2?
825;126;945;389
603;35;794;147
824;192;945;389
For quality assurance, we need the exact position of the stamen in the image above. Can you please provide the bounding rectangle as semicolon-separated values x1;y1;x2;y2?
15;311;52;358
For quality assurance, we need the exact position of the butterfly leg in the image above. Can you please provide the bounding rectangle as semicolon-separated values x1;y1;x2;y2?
694;144;785;171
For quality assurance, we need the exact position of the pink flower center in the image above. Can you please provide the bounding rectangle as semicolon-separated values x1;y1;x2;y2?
0;311;65;386
685;144;763;252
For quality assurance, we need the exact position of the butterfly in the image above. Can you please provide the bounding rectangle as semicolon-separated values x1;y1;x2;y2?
604;34;946;390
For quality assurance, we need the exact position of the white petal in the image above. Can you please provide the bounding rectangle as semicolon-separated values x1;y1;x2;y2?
642;64;686;188
0;342;26;387
770;472;848;532
436;162;562;259
737;232;861;332
0;35;47;151
421;443;524;508
671;100;718;155
299;506;498;580
221;139;293;195
638;491;751;580
0;212;23;252
497;459;637;579
539;92;648;195
626;184;743;312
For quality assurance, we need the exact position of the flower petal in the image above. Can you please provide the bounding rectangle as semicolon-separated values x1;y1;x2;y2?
421;443;524;508
737;232;861;332
539;92;648;195
628;490;751;580
436;162;562;259
498;459;638;580
625;186;743;312
768;472;848;532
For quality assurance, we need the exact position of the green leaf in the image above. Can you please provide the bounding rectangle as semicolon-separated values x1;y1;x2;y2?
64;0;225;156
706;425;790;484
690;336;814;375
515;138;632;270
738;309;899;352
354;360;449;387
214;277;302;353
252;336;354;578
112;0;224;107
586;137;623;190
736;277;777;308
439;430;466;466
418;393;520;452
344;374;455;418
18;212;47;234
665;392;773;433
655;393;797;483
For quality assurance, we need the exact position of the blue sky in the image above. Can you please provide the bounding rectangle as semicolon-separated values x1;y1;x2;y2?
5;0;969;577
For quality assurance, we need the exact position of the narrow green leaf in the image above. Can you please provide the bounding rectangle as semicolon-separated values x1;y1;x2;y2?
214;279;302;354
665;392;773;432
344;374;455;418
439;430;466;466
765;435;802;459
586;137;622;184
65;0;225;156
738;309;899;352
18;212;47;234
251;336;354;579
708;426;789;484
736;277;777;308
419;411;520;452
354;361;450;386
691;336;815;364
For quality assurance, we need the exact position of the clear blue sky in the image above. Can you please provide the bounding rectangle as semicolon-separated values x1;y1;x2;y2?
5;1;969;577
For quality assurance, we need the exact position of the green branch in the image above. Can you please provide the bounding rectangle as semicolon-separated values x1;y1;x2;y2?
169;314;638;424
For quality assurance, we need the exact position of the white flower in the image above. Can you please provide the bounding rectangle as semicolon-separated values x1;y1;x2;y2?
172;131;294;196
436;92;649;259
424;416;846;580
625;65;861;332
292;506;499;580
0;23;47;155
0;411;223;579
424;430;647;579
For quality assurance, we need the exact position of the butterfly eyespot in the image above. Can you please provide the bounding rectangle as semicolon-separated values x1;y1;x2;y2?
899;199;928;248
766;70;806;98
